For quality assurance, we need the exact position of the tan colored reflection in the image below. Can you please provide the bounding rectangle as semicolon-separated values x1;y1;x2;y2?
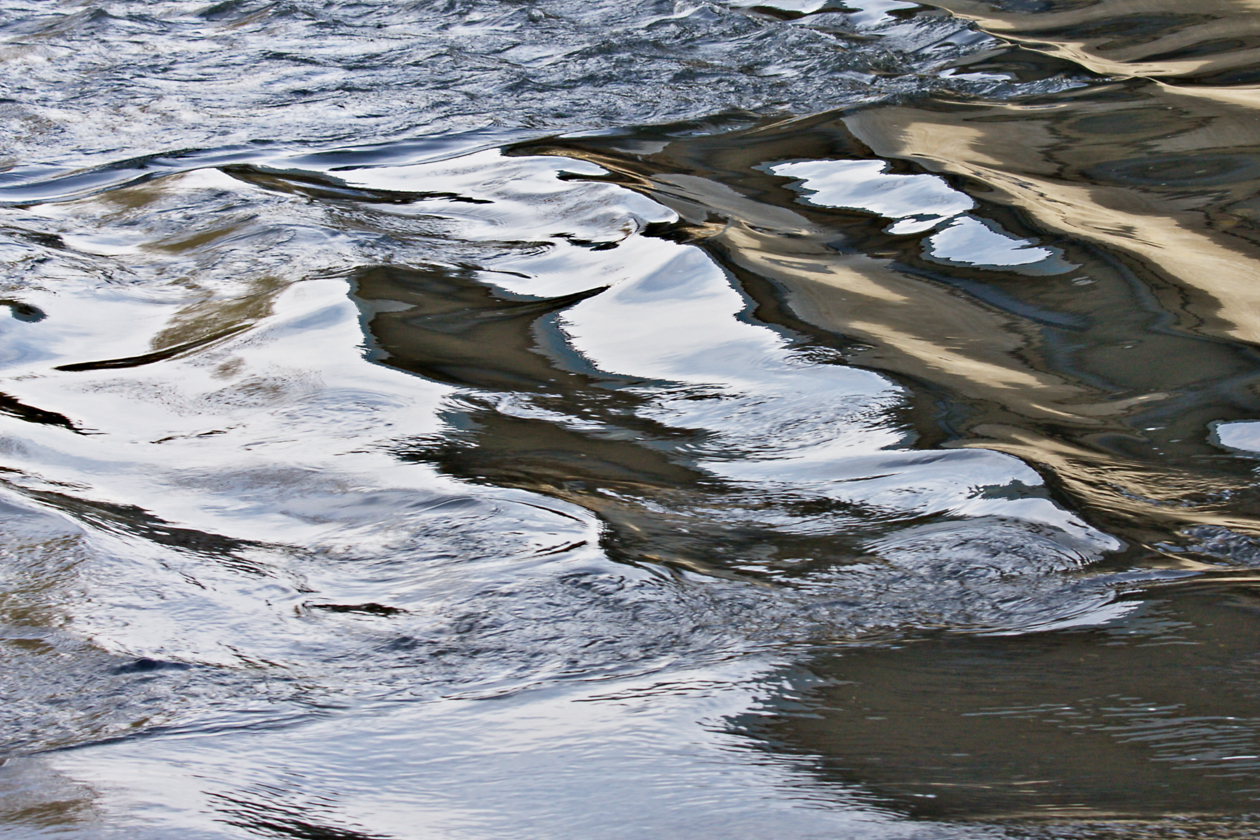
936;0;1260;82
844;89;1260;346
769;584;1260;821
146;273;280;355
720;223;1080;410
68;172;288;358
529;78;1260;545
714;204;1259;540
0;755;101;834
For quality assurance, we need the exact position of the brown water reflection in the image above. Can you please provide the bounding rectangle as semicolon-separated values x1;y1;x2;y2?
935;0;1260;85
518;76;1260;557
755;582;1260;822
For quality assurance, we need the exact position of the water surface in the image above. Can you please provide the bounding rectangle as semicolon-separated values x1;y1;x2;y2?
4;0;1260;837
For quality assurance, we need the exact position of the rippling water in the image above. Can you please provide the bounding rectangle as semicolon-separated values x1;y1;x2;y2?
5;0;1260;836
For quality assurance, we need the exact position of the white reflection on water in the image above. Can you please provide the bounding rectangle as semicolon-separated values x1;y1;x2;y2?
11;658;1014;840
770;157;1071;270
730;0;831;13
926;216;1053;267
1213;420;1260;455
769;158;973;233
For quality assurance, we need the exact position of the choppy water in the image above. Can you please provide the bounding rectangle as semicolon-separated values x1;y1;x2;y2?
4;0;1260;836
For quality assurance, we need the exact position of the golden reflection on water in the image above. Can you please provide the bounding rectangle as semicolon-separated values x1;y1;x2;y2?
936;0;1260;83
841;46;1260;537
529;60;1260;553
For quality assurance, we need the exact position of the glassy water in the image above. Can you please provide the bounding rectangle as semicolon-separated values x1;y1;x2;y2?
4;0;1260;836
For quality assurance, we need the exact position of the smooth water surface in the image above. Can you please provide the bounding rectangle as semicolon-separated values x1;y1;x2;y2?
4;0;1260;837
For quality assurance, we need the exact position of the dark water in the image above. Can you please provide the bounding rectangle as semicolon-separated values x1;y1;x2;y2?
4;0;1260;836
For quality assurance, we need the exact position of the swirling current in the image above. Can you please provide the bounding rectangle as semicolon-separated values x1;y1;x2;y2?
4;0;1260;836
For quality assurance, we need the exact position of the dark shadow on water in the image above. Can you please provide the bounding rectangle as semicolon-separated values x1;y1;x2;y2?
212;791;396;840
740;580;1260;823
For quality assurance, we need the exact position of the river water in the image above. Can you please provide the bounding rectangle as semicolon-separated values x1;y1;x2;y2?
3;0;1260;836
